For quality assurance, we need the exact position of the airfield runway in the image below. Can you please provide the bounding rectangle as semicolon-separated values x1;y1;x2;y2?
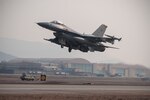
0;84;150;100
0;84;150;94
0;75;150;100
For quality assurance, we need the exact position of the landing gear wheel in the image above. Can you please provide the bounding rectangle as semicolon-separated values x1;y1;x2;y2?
61;45;64;48
68;47;72;52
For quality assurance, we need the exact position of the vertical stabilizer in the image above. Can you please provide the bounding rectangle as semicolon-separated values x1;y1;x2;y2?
92;24;107;37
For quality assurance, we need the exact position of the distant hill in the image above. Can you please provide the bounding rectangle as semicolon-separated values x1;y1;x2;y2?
9;58;90;64
0;51;16;62
0;37;77;58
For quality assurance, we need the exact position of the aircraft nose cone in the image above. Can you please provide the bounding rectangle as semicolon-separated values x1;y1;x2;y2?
37;22;54;30
37;22;47;27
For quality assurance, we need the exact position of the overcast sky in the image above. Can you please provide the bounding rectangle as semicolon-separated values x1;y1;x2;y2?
0;0;150;67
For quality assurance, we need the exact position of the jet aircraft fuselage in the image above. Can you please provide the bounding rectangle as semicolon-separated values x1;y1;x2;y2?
37;20;121;52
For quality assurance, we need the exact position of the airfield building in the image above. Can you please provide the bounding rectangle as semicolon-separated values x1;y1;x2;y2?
0;58;150;77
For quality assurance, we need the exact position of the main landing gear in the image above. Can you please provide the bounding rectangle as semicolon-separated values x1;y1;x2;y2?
68;47;72;52
61;45;64;48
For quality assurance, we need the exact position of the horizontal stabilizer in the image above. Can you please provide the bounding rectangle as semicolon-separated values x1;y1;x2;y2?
104;45;119;49
105;34;122;41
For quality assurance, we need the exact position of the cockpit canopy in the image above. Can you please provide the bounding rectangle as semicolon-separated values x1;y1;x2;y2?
51;20;64;25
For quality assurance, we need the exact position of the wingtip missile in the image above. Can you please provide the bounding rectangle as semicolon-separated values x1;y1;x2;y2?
43;38;51;41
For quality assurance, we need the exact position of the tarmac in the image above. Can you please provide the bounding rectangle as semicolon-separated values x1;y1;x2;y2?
0;84;150;94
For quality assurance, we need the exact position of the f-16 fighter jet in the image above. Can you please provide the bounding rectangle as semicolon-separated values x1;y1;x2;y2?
37;20;121;52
